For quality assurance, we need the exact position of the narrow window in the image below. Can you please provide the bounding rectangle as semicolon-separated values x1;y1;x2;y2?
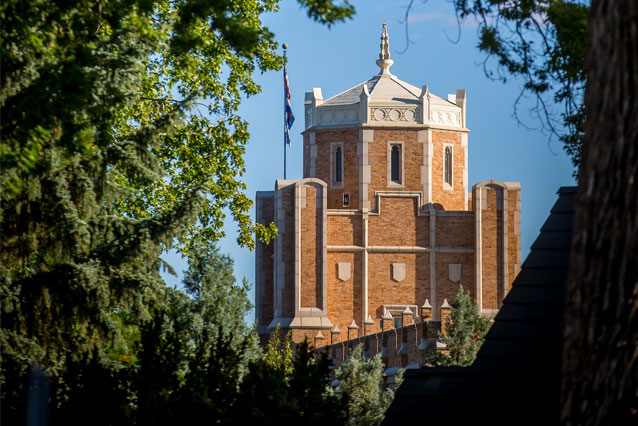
335;146;342;183
444;146;453;186
391;145;400;183
394;316;403;329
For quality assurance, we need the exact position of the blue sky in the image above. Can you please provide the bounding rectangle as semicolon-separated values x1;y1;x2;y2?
163;0;576;319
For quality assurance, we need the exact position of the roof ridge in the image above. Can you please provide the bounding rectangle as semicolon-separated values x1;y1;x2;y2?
322;77;379;105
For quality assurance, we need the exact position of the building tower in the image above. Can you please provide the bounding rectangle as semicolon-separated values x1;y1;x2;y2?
255;24;521;346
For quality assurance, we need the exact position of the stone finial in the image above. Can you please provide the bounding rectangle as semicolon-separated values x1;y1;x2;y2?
330;325;341;345
421;299;433;322
347;319;359;341
314;330;325;348
440;299;452;336
402;306;414;326
381;310;394;332
315;330;325;339
376;23;394;76
362;315;375;337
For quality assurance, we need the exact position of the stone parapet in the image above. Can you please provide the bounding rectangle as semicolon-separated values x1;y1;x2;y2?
320;320;441;371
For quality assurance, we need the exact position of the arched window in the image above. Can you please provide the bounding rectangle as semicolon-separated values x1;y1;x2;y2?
444;146;453;186
391;145;400;183
335;146;342;183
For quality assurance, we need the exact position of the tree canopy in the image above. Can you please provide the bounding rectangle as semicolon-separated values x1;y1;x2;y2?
450;0;588;169
401;0;588;169
0;0;354;422
330;345;402;426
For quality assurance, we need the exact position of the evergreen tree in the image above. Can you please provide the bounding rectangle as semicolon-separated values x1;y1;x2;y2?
425;285;491;367
236;338;348;425
330;345;402;426
0;0;353;421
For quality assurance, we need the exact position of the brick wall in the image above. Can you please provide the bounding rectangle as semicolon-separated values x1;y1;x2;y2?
259;125;520;349
435;252;475;312
311;128;360;210
368;129;423;202
435;215;474;247
367;252;429;332
327;251;361;340
256;193;275;332
300;184;322;308
327;215;361;246
507;188;522;288
431;130;466;210
368;197;427;246
280;184;296;318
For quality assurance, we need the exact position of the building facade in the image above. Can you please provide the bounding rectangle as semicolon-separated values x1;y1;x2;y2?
255;24;521;352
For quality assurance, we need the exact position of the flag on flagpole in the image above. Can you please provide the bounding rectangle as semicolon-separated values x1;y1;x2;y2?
284;65;295;145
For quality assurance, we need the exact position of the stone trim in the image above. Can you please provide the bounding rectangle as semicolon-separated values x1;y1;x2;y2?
382;304;419;320
325;208;474;217
474;185;483;311
362;210;370;324
327;245;473;253
358;129;373;211
419;129;433;204
386;141;405;188
330;141;344;188
301;124;471;133
502;186;509;305
371;191;424;215
461;133;469;210
443;143;453;191
327;209;360;216
429;205;437;320
294;179;328;318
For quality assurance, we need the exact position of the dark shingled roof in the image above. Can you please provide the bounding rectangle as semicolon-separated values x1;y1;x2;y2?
383;186;576;426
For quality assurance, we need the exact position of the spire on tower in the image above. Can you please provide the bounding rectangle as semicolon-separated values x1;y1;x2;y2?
376;22;394;76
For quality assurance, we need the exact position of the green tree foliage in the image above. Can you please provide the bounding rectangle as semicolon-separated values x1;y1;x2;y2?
134;241;260;425
425;285;491;367
236;339;348;425
263;324;294;376
330;345;402;426
452;0;588;169
0;0;353;421
401;0;587;168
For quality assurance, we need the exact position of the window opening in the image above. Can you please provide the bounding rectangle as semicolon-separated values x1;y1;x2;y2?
335;146;342;183
391;145;400;183
444;146;453;186
393;316;403;329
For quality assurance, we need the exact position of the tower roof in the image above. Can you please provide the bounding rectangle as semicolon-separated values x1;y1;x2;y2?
304;24;467;130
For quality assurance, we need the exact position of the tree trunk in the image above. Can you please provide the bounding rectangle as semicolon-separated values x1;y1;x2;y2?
561;1;638;425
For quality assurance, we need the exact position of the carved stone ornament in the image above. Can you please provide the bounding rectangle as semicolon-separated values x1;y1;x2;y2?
430;108;461;127
391;263;406;282
337;262;351;281
449;263;462;283
370;107;418;123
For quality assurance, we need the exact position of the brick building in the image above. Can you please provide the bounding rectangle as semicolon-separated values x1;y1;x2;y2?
254;24;521;364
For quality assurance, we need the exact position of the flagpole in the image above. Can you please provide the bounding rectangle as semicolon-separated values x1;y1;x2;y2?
283;43;288;180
